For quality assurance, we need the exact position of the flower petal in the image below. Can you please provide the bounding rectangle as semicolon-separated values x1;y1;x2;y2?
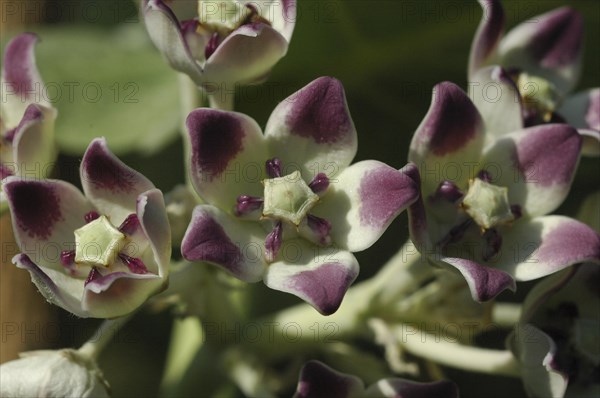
186;108;268;210
364;379;459;398
13;254;87;317
265;77;357;180
495;215;600;281
314;161;419;252
558;88;600;156
11;104;57;175
80;138;155;223
409;82;485;196
470;66;523;141
204;23;288;86
137;189;171;278
438;256;516;302
181;204;266;282
142;0;204;85
468;0;505;79
481;124;581;217
507;324;568;398
1;33;50;128
293;360;364;398
264;240;358;315
498;7;583;96
82;271;164;318
263;0;296;42
3;177;93;270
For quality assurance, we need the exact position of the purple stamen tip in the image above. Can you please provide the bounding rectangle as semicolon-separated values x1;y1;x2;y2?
265;221;283;262
119;254;148;274
84;267;101;286
84;211;100;223
510;204;522;220
4;127;17;143
307;214;332;245
235;195;264;217
477;170;492;183
204;32;220;60
482;228;503;261
60;250;75;267
308;173;330;194
431;180;463;203
119;214;140;235
266;158;283;178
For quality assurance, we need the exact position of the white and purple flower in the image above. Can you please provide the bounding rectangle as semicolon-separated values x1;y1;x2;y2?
142;0;295;87
507;263;599;398
1;33;57;209
293;360;459;398
469;1;599;155
3;138;171;318
180;77;420;315
407;81;600;302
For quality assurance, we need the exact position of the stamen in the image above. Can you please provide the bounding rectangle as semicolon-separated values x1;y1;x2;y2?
84;211;100;223
266;158;283;178
482;228;503;261
119;214;140;235
84;267;101;286
430;180;463;203
119;254;148;274
308;173;330;194
234;195;264;217
60;250;75;267
438;219;473;248
265;221;283;262
477;170;492;183
306;214;332;246
204;32;220;59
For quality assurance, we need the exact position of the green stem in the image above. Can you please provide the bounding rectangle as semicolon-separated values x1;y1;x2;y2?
77;314;133;361
394;322;521;377
207;84;235;111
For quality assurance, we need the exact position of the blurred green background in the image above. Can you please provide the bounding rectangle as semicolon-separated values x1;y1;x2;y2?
1;0;598;396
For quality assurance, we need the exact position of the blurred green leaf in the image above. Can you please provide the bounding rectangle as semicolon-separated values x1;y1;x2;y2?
3;24;181;156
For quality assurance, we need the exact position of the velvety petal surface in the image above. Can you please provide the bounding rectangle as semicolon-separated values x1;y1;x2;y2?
468;0;505;79
470;66;523;141
497;7;583;96
181;205;266;282
408;82;485;196
438;256;516;302
507;324;568;398
264;240;359;315
558;88;600;156
137;189;171;277
4;177;94;270
142;0;204;85
314;161;419;252
265;77;357;181
364;379;459;398
186;109;268;210
481;124;581;217
293;360;364;398
81;138;155;223
204;23;288;85
11;104;57;176
13;254;87;317
262;0;296;42
495;215;600;281
1;33;50;128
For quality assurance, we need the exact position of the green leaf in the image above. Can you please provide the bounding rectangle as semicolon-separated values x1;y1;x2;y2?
4;24;182;156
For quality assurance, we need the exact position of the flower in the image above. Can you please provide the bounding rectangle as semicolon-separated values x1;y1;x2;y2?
507;263;600;398
142;0;295;88
180;77;419;315
3;138;171;318
407;81;600;301
0;349;110;398
293;360;458;398
468;1;599;155
1;33;57;209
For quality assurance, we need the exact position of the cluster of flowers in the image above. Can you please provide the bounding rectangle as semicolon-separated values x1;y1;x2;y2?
0;0;598;396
